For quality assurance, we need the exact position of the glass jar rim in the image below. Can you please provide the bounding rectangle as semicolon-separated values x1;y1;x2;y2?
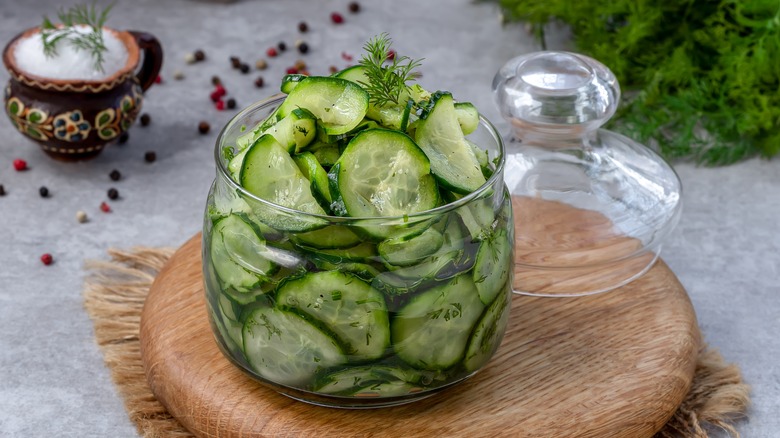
214;93;507;221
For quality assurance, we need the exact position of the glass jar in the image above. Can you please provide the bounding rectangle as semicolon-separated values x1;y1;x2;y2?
203;95;514;408
493;51;682;296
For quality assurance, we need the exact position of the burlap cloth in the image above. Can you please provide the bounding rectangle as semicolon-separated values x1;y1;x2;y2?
83;247;751;438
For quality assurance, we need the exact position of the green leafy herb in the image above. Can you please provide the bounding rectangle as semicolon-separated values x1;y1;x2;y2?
492;0;780;165
41;2;115;72
358;33;423;107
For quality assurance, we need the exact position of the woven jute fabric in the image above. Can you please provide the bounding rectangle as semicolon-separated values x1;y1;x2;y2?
83;247;750;438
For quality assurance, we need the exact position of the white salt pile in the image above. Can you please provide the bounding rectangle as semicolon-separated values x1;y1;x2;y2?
14;26;128;81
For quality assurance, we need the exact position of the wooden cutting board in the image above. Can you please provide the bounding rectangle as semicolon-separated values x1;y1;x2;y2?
140;199;700;438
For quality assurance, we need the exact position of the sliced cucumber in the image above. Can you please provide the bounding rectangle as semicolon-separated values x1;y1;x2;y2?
310;260;382;282
279;76;369;135
313;365;430;396
281;74;307;94
243;306;345;386
473;228;513;305
292;225;361;249
265;108;317;154
464;287;511;372
210;215;275;292
378;223;444;267
307;141;341;168
293;152;333;206
239;134;326;231
334;129;439;218
468;139;489;169
304;241;378;264
277;271;390;361
372;217;467;294
415;92;486;194
392;274;485;370
454;102;479;135
236;107;281;150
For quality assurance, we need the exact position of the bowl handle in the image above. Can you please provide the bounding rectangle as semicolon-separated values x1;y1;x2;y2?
128;31;163;92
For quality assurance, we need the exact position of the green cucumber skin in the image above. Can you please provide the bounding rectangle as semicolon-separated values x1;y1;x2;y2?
276;271;391;361
392;274;486;370
415;92;486;195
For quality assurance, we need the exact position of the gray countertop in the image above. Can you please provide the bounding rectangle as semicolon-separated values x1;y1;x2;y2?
0;0;777;436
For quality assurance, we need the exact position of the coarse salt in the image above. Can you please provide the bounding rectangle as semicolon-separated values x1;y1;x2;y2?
14;26;128;81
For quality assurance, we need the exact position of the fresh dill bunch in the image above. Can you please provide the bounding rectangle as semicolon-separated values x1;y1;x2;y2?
492;0;780;166
358;33;423;107
41;2;115;72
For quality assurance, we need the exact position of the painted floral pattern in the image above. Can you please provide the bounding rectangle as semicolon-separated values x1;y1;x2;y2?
4;86;142;143
52;110;91;142
95;86;143;140
5;97;54;140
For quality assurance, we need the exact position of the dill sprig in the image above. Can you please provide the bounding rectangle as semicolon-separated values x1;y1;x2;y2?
358;33;423;107
41;2;115;73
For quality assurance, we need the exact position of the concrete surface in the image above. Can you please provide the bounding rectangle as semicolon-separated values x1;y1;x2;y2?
0;0;776;436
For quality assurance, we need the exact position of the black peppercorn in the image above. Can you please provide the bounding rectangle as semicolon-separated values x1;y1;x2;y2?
255;76;265;88
107;188;119;200
212;75;222;86
118;131;129;144
278;41;287;52
109;169;121;181
239;63;250;74
226;98;236;109
298;21;309;33
0;184;6;196
349;2;360;13
144;151;156;163
194;49;205;61
230;56;241;69
140;113;151;126
198;121;211;134
39;186;49;198
298;42;309;54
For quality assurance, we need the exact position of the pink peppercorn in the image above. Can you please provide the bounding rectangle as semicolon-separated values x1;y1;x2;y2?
13;159;27;171
40;253;53;265
286;67;299;74
215;100;226;111
267;47;278;57
331;12;344;24
100;202;111;213
387;50;396;61
154;75;163;84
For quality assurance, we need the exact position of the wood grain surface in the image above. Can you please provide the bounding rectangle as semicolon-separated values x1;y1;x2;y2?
140;199;700;438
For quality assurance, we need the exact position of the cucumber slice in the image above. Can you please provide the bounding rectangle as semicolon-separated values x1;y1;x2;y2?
281;74;306;94
239;135;326;232
468;139;489;169
292;225;361;249
236;108;281;150
265;108;317;154
243;306;345;386
392;274;485;370
473;228;513;305
464;287;511;372
415;92;486;194
310;260;382;282
210;215;275;292
307;141;341;168
378;223;444;267
293;152;333;206
277;271;390;360
279;76;369;135
336;66;404;130
372;217;468;294
334;129;439;218
304;241;378;264
313;365;431;396
454;102;479;135
209;308;243;357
